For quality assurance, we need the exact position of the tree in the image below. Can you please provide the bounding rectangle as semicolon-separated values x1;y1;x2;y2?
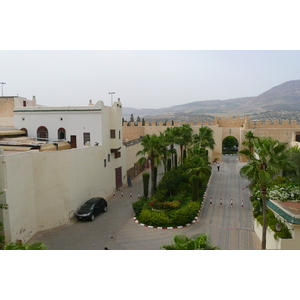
142;172;150;198
136;134;161;196
172;124;193;163
130;114;134;123
193;126;215;155
157;132;176;172
242;130;257;155
161;233;220;250
239;137;292;249
283;146;300;182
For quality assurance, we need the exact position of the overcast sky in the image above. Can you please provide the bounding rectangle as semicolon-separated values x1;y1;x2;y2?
1;1;300;110
2;50;300;109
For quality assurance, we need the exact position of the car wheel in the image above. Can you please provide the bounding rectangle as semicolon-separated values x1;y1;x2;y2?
103;206;107;212
90;214;95;221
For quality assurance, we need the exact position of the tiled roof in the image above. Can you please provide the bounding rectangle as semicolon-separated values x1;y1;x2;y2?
267;200;300;224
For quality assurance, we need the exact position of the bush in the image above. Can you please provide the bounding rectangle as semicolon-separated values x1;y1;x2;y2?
132;196;148;215
169;201;200;225
136;200;201;227
149;199;182;211
3;240;46;250
138;209;171;226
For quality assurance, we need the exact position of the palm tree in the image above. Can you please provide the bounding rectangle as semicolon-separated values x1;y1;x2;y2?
136;134;161;196
172;124;193;163
157;132;176;172
242;130;257;155
164;127;177;168
193;126;215;155
239;136;291;249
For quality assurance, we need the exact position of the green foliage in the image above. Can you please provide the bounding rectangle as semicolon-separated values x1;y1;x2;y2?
161;233;220;250
169;201;200;225
256;209;292;239
222;136;238;149
138;209;171;226
191;175;199;201
142;172;150;198
137;200;200;227
149;199;182;211
0;235;4;250
155;167;189;199
132;196;148;215
3;240;46;250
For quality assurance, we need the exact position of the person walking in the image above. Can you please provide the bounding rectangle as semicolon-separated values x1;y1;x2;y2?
217;162;220;171
127;175;133;187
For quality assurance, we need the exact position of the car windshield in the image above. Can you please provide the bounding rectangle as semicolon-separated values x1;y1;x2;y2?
81;203;94;210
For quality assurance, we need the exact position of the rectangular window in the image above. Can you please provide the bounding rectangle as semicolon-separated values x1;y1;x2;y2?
115;152;121;159
83;132;90;145
108;154;110;162
104;159;107;167
119;130;121;139
110;129;116;139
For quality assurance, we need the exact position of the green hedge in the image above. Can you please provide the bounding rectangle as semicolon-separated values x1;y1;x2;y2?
137;200;201;227
132;196;148;215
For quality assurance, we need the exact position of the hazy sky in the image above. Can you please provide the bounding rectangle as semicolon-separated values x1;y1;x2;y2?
1;2;300;110
1;50;300;109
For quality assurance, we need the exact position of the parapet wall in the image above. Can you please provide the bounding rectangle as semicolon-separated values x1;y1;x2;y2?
248;119;300;129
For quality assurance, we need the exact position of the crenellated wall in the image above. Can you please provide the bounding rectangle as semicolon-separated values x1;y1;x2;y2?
123;116;300;163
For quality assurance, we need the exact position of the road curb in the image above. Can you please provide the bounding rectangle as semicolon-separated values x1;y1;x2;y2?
133;210;201;229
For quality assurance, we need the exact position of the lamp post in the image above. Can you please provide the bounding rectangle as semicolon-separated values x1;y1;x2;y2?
108;92;115;106
0;82;6;97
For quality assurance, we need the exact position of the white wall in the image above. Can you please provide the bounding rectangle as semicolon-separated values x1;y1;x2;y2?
14;110;103;147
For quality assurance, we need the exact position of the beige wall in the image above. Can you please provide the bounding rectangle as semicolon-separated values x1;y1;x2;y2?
123;117;300;163
254;218;300;249
0;145;128;243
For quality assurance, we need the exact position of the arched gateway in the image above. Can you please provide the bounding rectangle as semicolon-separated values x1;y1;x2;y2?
123;116;300;162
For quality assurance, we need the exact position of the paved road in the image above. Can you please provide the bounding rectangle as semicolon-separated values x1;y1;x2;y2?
28;154;261;250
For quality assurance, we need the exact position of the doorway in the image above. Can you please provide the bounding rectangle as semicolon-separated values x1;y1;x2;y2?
115;167;122;189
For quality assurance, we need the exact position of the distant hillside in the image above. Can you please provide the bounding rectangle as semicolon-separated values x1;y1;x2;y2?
123;80;300;121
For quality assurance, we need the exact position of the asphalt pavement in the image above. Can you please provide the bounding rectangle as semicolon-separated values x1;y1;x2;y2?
28;154;261;250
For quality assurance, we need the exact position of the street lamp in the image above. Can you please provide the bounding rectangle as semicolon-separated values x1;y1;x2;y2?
108;92;115;106
0;82;6;97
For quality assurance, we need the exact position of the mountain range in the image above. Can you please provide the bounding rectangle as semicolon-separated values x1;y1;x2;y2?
122;80;300;120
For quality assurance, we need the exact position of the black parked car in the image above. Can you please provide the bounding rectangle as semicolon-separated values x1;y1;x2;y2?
76;197;107;221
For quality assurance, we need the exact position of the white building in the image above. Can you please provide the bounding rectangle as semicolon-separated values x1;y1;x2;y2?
0;97;140;243
14;98;123;149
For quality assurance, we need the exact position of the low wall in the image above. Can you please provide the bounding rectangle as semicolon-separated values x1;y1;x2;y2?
253;218;281;249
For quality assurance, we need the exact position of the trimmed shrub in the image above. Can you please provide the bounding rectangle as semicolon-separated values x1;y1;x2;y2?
191;175;199;201
169;201;200;225
132;196;148;215
138;209;171;226
149;199;182;211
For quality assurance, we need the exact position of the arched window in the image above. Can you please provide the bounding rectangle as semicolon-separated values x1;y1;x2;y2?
37;126;48;141
20;128;28;136
58;127;66;140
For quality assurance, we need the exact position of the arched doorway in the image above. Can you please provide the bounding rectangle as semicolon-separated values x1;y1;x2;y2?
222;136;239;154
37;126;48;141
58;127;66;140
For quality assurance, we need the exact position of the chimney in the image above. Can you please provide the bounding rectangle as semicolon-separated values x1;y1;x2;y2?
89;99;93;105
32;95;36;106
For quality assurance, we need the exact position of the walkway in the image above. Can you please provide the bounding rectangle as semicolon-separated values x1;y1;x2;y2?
107;154;261;250
28;154;261;250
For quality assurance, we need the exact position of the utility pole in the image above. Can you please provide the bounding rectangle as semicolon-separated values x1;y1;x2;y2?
0;82;6;97
108;91;115;106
